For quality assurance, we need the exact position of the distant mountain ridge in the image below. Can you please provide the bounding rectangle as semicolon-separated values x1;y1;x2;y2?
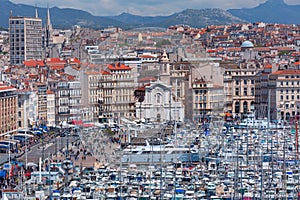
0;0;123;29
0;0;245;29
228;0;300;24
0;0;299;30
107;9;246;29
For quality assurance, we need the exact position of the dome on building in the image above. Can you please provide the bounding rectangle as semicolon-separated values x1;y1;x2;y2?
241;40;254;48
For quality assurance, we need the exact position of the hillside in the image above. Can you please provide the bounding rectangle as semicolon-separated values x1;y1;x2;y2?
107;9;246;28
0;0;122;29
2;0;299;29
0;0;245;29
228;0;300;24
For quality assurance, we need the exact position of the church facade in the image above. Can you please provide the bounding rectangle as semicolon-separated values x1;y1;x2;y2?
137;80;184;123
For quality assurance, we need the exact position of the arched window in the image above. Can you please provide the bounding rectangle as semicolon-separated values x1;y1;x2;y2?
156;93;162;104
250;101;254;112
235;102;240;114
157;113;161;122
243;101;248;113
286;112;291;121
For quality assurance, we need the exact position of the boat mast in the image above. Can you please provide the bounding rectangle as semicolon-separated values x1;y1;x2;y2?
267;89;273;197
174;78;177;147
296;121;299;161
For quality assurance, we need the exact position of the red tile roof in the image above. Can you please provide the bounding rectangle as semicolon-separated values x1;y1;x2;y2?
85;71;102;75
46;90;54;94
272;69;300;75
50;66;64;71
207;49;218;53
107;63;131;70
227;47;241;52
28;74;39;79
135;83;151;91
101;70;111;75
139;55;156;58
254;47;270;52
24;60;45;67
0;84;16;92
139;77;157;82
264;64;272;69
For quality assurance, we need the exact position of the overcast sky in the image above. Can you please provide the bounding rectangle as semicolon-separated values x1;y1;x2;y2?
10;0;299;16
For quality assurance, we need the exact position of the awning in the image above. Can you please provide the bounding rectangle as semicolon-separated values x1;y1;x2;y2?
0;170;6;177
34;130;43;135
72;120;83;125
175;189;185;193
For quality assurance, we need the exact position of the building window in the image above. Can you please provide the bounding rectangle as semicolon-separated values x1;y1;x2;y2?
286;95;289;100
235;88;239;96
244;88;247;96
156;93;161;104
251;88;254;96
280;95;283;100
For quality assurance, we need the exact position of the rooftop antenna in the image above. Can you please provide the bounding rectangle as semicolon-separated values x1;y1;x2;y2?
35;5;38;18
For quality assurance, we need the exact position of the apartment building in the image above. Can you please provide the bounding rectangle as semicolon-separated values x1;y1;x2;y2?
254;64;273;119
9;15;43;65
32;82;47;125
48;79;82;125
223;61;260;116
169;61;192;121
16;90;31;129
98;63;135;123
46;90;55;127
192;78;224;122
81;71;102;122
268;69;300;122
98;70;113;123
0;84;17;138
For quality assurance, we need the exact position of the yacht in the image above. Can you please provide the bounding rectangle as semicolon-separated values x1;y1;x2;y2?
121;141;198;164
